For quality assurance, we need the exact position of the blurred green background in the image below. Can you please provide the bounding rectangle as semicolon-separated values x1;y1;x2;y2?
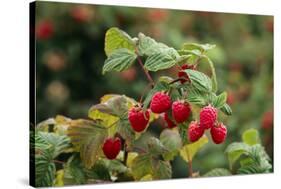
35;1;273;177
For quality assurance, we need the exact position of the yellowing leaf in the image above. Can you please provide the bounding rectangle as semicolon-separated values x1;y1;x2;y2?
67;119;107;169
54;170;64;187
126;152;138;168
140;174;153;181
180;135;208;162
104;27;135;57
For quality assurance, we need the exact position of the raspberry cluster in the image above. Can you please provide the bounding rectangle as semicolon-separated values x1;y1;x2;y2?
188;105;227;144
149;92;192;128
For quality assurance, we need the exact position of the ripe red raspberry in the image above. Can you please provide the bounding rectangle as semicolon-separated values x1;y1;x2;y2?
102;137;121;159
188;121;204;142
128;107;150;132
164;112;176;128
210;122;227;144
199;105;217;129
150;92;171;113
172;100;191;123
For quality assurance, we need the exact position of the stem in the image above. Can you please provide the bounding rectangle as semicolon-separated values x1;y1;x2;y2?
53;160;65;164
135;49;155;86
138;83;153;104
203;55;218;92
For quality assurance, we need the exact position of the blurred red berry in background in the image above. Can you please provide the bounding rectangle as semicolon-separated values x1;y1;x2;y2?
148;9;169;22
120;67;137;82
36;20;54;40
262;111;273;129
71;5;93;22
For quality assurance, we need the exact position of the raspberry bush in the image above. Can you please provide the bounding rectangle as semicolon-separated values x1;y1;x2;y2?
32;27;272;187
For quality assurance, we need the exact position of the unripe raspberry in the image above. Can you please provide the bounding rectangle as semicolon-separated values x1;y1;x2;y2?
102;137;121;159
210;122;227;144
178;64;194;84
188;121;204;142
199;105;217;129
150;92;171;113
172;100;191;123
128;107;150;132
164;112;176;128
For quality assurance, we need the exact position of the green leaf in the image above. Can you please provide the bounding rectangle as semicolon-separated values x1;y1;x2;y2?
220;103;232;116
100;159;128;174
180;135;208;163
203;168;232;177
147;137;169;155
34;132;71;187
35;155;56;187
185;86;208;106
63;155;87;185
160;129;182;161
225;142;250;168
137;33;170;56
103;48;137;74
242;128;260;146
212;92;227;108
151;159;172;179
144;48;180;71
184;69;212;93
67;119;107;169
178;123;189;145
117;119;136;149
182;43;216;52
104;27;135;56
131;154;172;180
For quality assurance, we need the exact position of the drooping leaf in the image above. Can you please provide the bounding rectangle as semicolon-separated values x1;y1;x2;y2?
100;158;128;174
225;142;250;168
203;168;232;177
180;135;208;163
183;69;212;93
212;92;227;108
137;33;170;56
144;48;180;72
67;119;107;169
35;154;56;187
182;43;216;52
117;119;136;149
242;128;260;146
131;154;152;180
54;170;64;187
220;103;232;116
126;152;138;168
151;159;172;179
160;129;182;161
104;27;135;56
103;48;137;74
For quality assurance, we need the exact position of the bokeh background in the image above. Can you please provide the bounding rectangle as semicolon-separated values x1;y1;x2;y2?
35;1;273;177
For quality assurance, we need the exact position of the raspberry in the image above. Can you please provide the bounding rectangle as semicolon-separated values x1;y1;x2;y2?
210;122;227;144
188;121;204;142
199;105;217;129
150;92;171;113
102;137;121;159
172;100;191;123
128;107;150;132
164;112;176;128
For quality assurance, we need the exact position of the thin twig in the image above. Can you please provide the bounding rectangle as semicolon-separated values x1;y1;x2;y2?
135;48;155;86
